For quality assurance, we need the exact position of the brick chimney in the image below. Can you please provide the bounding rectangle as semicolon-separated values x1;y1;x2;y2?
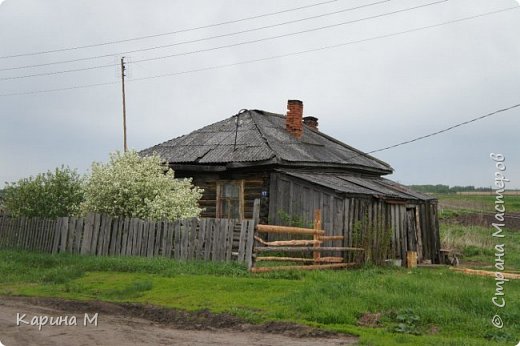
286;99;303;139
303;116;318;130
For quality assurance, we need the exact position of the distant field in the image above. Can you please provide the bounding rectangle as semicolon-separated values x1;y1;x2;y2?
435;193;520;214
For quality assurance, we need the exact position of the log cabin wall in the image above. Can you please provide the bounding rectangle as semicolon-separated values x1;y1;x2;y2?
177;171;270;221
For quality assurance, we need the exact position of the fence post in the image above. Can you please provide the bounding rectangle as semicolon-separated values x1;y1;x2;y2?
313;209;321;264
247;199;261;270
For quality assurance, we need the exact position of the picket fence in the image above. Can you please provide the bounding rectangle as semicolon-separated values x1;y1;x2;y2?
0;209;258;268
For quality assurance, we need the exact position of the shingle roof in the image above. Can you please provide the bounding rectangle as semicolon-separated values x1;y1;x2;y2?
140;109;393;174
279;170;435;201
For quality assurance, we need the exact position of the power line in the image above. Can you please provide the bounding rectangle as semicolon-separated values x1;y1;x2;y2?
354;103;520;160
0;6;517;97
0;0;339;60
0;0;391;72
0;0;447;81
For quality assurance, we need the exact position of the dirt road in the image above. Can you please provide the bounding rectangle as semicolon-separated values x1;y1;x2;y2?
0;297;357;346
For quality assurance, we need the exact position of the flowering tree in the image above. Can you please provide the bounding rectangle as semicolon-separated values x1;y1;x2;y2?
3;167;84;218
81;151;202;220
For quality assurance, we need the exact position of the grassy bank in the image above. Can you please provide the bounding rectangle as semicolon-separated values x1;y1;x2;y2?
1;250;518;345
440;224;520;270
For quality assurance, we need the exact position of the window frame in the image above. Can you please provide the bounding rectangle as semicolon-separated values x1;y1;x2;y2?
215;179;244;219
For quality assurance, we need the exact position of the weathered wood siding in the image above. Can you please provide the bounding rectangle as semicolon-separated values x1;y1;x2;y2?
268;173;440;263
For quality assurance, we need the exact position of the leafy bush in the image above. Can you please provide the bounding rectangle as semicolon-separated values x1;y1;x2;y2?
81;151;203;220
2;166;84;218
392;308;421;335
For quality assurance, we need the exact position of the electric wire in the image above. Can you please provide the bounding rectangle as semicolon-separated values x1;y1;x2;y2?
0;0;339;59
0;6;517;97
0;0;391;72
0;0;448;81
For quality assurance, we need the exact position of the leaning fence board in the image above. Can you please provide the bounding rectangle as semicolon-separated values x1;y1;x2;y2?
256;224;325;235
237;220;248;262
251;263;355;273
245;220;255;269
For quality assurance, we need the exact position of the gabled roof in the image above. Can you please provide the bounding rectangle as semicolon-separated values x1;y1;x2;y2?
140;110;393;175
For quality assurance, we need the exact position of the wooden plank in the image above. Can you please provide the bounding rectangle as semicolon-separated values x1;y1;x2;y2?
225;219;234;261
52;217;62;254
188;218;197;260
67;217;76;253
213;219;223;261
318;236;344;241
245;220;255;269
254;236;319;247
204;219;214;261
31;218;38;251
256;224;324;235
219;219;229;261
210;219;220;261
313;209;321;263
154;221;163;257
133;218;141;256
255;246;364;253
140;220;148;256
73;218;83;254
109;218;119;255
256;256;344;263
146;221;156;258
181;220;189;260
196;219;207;260
251;263;355;273
27;218;34;250
90;213;101;255
136;219;144;256
41;220;49;252
449;267;520;280
173;221;181;260
119;218;129;256
237;220;247;263
102;215;112;255
23;217;32;250
127;218;136;256
163;221;174;258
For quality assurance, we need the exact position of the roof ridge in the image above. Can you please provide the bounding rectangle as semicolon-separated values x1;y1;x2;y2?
248;110;278;161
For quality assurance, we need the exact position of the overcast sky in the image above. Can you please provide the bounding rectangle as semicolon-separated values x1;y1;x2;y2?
1;0;519;189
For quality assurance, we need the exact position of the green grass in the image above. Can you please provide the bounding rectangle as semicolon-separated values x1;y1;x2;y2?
0;250;519;345
440;224;520;270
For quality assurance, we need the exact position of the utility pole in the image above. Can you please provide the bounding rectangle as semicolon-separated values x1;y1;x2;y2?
120;56;128;152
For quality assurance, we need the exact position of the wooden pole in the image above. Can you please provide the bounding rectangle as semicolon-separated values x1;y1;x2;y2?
251;263;355;273
120;57;128;152
256;224;325;235
255;246;364;253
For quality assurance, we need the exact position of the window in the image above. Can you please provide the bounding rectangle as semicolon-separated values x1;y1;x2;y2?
216;180;244;219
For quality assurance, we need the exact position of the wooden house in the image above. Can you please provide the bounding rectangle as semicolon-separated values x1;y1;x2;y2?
141;100;440;264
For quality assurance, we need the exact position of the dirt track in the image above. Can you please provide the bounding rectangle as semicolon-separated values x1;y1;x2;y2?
0;297;357;346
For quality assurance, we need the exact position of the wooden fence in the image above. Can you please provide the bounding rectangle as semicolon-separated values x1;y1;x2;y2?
0;212;257;267
251;209;364;273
